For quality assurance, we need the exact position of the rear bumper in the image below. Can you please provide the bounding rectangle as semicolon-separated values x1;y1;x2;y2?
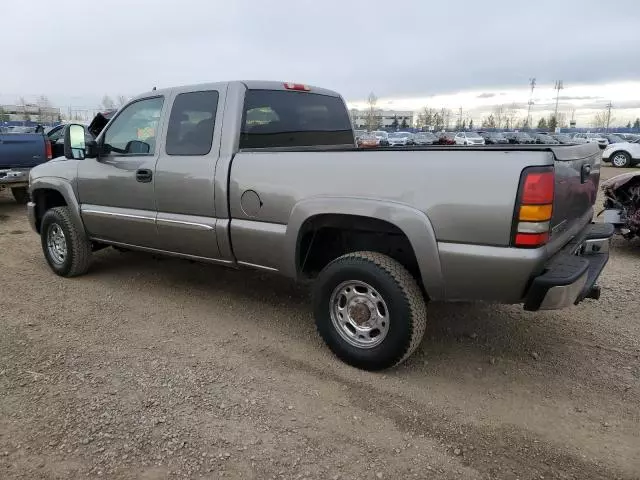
0;168;30;187
524;223;614;311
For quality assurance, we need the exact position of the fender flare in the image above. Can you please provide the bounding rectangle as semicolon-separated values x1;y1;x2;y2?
30;177;84;233
283;197;444;300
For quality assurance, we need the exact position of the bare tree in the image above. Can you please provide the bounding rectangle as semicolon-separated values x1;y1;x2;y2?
101;95;115;110
492;105;506;129
440;108;452;130
18;97;29;122
116;95;128;107
556;112;567;128
417;106;435;129
591;112;607;129
364;92;380;131
482;114;497;129
504;103;519;130
36;95;53;123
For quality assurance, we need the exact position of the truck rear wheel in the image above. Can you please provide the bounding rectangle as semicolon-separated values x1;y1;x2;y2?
40;207;92;277
313;251;427;370
11;187;29;204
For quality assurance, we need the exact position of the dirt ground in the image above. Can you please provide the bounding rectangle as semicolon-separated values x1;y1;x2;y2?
1;165;639;480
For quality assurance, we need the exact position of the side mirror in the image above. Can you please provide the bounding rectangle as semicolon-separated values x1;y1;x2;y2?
64;124;87;160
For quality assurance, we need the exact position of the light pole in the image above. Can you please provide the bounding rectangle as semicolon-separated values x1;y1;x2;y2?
527;77;536;129
554;80;564;120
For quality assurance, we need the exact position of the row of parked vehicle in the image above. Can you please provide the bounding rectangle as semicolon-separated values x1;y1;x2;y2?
355;130;640;148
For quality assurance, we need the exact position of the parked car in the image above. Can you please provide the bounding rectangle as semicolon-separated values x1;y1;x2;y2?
602;137;640;167
454;131;485;146
436;132;456;145
617;133;640;142
573;133;608;149
412;132;438;145
533;133;559;145
603;134;625;145
552;134;575;144
357;133;379;148
354;130;367;146
45;123;93;158
28;80;612;371
506;132;535;144
479;132;509;144
0;130;52;203
388;131;414;146
371;130;389;146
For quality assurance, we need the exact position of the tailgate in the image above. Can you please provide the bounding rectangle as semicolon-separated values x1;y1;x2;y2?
549;143;601;244
0;133;47;168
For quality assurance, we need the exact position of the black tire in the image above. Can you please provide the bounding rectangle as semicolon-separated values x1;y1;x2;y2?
610;151;631;168
313;251;427;371
11;187;29;204
40;206;92;277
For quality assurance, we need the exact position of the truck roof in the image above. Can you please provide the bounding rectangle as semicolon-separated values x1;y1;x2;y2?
131;80;342;102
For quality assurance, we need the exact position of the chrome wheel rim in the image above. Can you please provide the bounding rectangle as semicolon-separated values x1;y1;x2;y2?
329;280;390;349
612;154;627;167
47;223;67;264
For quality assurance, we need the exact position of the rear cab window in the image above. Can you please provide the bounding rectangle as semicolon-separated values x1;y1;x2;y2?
166;90;219;156
239;90;354;149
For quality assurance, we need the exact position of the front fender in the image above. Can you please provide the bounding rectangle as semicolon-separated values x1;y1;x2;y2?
283;197;444;300
29;177;84;234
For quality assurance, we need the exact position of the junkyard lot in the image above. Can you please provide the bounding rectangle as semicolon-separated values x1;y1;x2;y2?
0;166;639;479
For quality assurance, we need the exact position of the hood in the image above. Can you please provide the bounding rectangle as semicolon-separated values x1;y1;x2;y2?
601;171;640;191
88;109;117;138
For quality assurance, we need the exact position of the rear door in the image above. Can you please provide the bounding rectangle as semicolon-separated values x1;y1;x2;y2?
153;85;226;259
77;96;165;247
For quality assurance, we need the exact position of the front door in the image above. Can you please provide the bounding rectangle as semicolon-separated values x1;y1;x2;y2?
153;87;224;259
77;96;165;247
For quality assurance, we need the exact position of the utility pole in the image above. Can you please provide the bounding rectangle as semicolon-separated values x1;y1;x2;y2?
526;77;536;129
553;80;564;120
458;106;463;129
605;101;613;132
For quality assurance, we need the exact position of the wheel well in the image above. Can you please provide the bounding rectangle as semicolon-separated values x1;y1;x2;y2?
33;189;67;233
297;214;421;283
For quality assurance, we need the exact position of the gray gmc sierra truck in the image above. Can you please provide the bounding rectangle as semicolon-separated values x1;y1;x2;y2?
27;80;613;370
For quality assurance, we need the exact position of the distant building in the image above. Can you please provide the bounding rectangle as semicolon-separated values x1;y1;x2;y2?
349;109;415;130
1;103;60;123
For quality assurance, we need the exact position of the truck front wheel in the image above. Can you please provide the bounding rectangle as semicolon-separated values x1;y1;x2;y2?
40;207;92;277
313;251;427;370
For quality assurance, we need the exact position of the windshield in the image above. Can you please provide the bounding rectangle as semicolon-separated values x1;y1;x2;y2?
466;132;481;139
607;135;623;142
373;131;387;137
556;135;570;141
517;133;532;139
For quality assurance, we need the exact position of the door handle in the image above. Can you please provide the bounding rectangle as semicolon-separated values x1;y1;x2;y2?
136;169;153;183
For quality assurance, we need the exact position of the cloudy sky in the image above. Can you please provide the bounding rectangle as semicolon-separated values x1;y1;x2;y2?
3;0;640;125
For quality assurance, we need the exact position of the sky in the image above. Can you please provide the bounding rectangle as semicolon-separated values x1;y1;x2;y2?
3;0;640;126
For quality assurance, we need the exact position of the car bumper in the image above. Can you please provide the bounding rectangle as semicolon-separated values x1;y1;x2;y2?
524;223;614;311
0;168;30;187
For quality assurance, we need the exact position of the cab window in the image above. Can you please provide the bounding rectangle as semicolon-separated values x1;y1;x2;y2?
103;97;164;155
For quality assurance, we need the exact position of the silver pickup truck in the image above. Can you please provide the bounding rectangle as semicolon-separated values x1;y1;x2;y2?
27;80;613;370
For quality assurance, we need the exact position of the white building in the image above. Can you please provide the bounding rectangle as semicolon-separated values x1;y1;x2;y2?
350;109;415;130
1;103;61;122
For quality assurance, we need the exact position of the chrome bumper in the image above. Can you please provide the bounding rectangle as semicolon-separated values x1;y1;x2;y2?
0;168;30;187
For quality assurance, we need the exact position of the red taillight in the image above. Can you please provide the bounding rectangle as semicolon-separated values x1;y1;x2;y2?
521;171;554;204
513;167;555;248
284;83;311;91
515;232;550;247
45;139;52;160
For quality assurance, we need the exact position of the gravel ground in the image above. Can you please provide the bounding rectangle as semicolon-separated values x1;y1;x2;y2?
1;165;639;480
